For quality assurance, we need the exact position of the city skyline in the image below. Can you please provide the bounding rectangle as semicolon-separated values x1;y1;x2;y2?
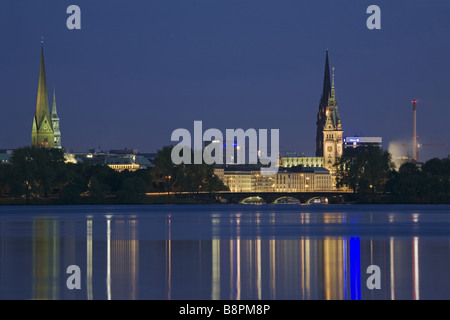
0;1;449;162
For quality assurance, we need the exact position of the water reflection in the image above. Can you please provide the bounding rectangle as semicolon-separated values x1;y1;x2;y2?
0;206;449;300
106;215;139;300
32;219;59;300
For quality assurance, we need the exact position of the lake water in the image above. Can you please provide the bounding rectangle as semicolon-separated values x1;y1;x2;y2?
0;204;449;300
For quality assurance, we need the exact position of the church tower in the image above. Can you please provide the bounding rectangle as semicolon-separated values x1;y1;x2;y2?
323;68;343;174
316;50;332;157
31;40;54;148
51;88;61;149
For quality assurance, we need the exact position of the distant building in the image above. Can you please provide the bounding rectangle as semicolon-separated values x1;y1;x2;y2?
252;171;275;192
275;167;332;192
220;166;332;192
138;153;157;167
280;155;323;168
64;153;78;164
0;151;12;164
344;137;382;149
223;171;253;192
105;156;140;172
213;167;224;182
67;148;155;171
134;155;152;169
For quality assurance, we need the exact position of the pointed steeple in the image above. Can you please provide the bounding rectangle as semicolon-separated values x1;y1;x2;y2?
51;87;62;149
320;50;331;108
331;66;334;86
52;87;58;116
322;66;343;176
316;50;332;157
325;67;341;130
330;67;336;102
36;40;51;127
31;38;54;148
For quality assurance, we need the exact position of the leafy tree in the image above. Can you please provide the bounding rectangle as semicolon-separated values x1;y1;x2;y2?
9;147;65;201
335;145;394;193
335;152;363;193
1;144;228;204
88;176;106;202
387;158;450;202
394;162;424;201
117;176;147;203
151;145;228;193
151;145;182;193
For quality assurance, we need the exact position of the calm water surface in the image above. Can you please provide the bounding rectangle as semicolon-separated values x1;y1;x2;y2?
0;204;449;300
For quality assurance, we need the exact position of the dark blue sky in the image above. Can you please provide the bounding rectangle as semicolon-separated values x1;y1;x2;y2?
0;0;449;161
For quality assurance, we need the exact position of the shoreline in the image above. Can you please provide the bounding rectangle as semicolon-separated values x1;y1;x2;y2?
0;193;448;206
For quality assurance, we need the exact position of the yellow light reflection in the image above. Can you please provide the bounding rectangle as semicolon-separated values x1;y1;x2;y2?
32;219;60;300
413;237;420;300
87;218;93;300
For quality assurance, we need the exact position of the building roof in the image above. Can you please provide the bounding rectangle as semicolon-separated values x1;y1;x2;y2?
0;153;11;162
105;156;133;165
109;149;139;155
134;155;152;166
301;166;330;174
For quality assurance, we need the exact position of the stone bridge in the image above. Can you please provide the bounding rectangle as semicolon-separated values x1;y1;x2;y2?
211;191;355;204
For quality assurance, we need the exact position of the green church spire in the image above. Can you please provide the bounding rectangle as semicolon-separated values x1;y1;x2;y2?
31;39;54;148
52;87;62;149
36;42;51;126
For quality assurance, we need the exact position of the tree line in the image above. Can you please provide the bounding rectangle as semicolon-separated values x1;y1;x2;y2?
0;145;228;204
1;145;448;204
335;145;450;203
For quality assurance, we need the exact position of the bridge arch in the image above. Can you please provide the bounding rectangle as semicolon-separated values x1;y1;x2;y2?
239;196;266;204
306;196;329;204
272;196;301;204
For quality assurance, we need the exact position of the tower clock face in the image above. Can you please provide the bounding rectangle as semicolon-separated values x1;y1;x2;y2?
327;146;332;152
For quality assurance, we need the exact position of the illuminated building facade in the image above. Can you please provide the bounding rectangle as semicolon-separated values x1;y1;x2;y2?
279;155;323;168
322;68;343;174
221;167;332;192
105;156;140;172
223;171;253;192
275;168;332;192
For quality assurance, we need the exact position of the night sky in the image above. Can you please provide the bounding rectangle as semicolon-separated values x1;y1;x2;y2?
1;0;449;161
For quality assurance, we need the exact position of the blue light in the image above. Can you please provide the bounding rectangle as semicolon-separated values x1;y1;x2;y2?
349;237;361;300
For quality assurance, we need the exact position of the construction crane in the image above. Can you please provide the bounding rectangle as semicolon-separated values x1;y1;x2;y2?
401;142;450;148
401;142;450;162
